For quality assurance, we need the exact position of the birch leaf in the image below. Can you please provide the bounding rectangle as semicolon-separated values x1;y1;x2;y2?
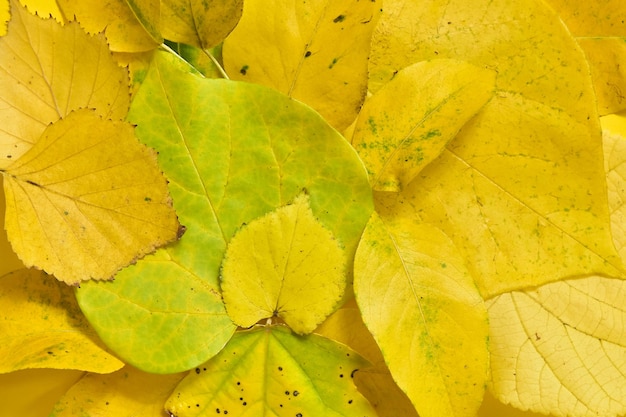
351;59;495;191
221;194;345;334
165;326;376;417
2;109;180;284
223;0;381;131
0;269;123;373
0;0;131;167
487;276;626;417
354;210;488;417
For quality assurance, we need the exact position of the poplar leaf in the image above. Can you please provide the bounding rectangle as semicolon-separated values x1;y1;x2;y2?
354;210;488;417
221;194;345;335
487;276;626;417
351;59;495;191
161;0;243;49
223;0;381;131
2;109;180;284
50;365;185;417
165;326;376;417
0;0;131;167
0;269;123;373
77;51;372;373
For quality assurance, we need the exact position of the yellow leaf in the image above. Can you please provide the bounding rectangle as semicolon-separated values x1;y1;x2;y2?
0;176;23;276
0;269;124;373
0;0;131;167
123;0;161;43
2;109;180;284
354;210;489;417
221;194;345;334
19;0;64;22
351;59;495;191
223;0;381;131
604;129;626;262
487;276;626;417
0;0;8;36
161;0;243;49
50;366;185;416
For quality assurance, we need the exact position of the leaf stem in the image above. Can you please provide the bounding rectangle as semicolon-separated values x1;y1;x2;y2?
202;49;230;80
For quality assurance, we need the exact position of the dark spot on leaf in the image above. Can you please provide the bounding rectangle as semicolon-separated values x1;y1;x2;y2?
293;390;299;397
339;374;344;378
224;411;228;415
144;196;152;202
26;180;39;187
285;391;290;395
304;50;311;58
63;211;69;215
196;404;200;407
351;369;358;378
6;155;11;158
278;366;283;371
333;14;345;23
328;58;339;69
237;382;241;385
177;225;187;239
296;413;303;417
216;409;220;414
47;351;54;355
348;399;353;404
240;65;249;75
243;402;247;406
195;368;201;374
105;402;109;405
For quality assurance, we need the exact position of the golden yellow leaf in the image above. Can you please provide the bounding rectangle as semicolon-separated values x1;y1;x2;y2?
0;0;131;167
487;276;626;417
19;0;64;22
2;109;180;284
0;0;8;35
161;0;243;49
0;269;124;373
351;59;495;191
604;129;626;261
50;366;185;417
0;176;23;276
223;0;381;131
221;194;345;334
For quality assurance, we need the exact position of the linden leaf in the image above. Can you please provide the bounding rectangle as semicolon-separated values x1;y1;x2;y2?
161;0;243;49
0;269;123;373
50;365;185;417
0;0;131;167
487;276;626;417
76;51;372;373
351;59;495;191
354;209;488;417
165;326;376;417
221;193;345;335
223;0;381;131
2;109;180;284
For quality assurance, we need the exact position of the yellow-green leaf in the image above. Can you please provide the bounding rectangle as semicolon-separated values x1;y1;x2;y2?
2;109;180;284
123;0;162;43
50;366;185;417
223;0;381;131
351;59;495;191
161;0;243;49
0;269;123;373
0;0;131;167
221;193;345;335
487;276;626;417
354;210;488;417
165;325;376;417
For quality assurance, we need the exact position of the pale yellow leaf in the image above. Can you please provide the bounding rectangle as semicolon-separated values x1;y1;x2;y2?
2;109;180;284
0;269;124;373
221;194;346;334
487;276;626;417
223;0;381;131
0;0;131;167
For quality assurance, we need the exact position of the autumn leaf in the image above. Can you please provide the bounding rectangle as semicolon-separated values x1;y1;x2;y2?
223;0;381;131
221;193;345;334
605;129;626;261
1;0;131;168
2;109;180;284
161;0;243;49
50;365;185;417
165;325;376;417
76;51;372;373
351;59;495;191
0;269;124;373
0;0;8;36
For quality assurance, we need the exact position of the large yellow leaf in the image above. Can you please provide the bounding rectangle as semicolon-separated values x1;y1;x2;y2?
487;276;626;417
223;0;381;131
0;0;131;168
161;0;243;49
2;109;180;284
221;194;345;335
0;269;124;373
351;59;495;191
354;210;489;417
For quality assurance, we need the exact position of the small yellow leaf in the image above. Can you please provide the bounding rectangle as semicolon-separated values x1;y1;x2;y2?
221;193;346;335
0;0;131;167
0;269;124;373
487;276;626;417
351;59;495;191
161;0;243;49
223;0;381;131
2;109;180;284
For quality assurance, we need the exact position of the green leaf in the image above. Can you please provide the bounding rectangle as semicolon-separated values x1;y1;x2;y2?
165;325;376;417
354;209;489;417
221;193;346;334
77;51;372;373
